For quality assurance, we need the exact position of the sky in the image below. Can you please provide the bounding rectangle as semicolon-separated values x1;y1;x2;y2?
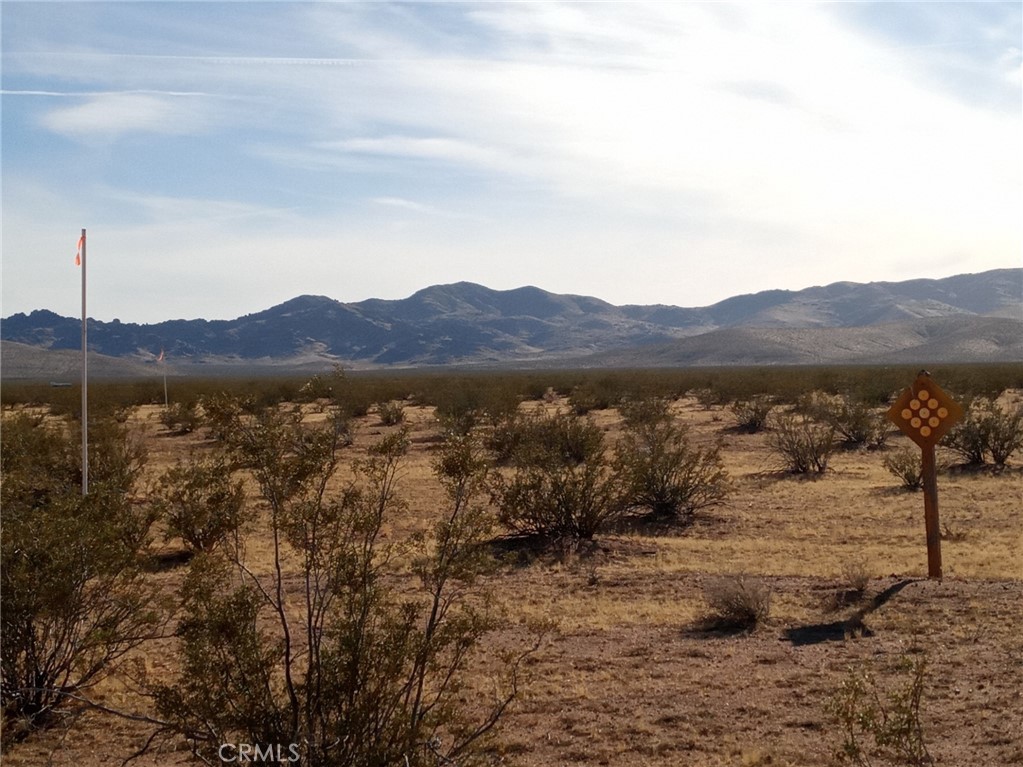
2;1;1021;324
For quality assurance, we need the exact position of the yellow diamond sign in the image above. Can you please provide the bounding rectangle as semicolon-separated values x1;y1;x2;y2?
887;373;963;449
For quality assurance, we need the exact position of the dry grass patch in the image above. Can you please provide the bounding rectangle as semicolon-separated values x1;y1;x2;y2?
3;388;1021;767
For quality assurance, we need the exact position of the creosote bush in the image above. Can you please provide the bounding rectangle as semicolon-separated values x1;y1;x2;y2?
151;452;248;553
568;377;623;415
883;448;923;491
1;413;162;744
613;412;730;522
800;392;888;449
376;399;406;426
492;412;624;540
158;400;201;434
942;397;1023;467
152;399;540;766
488;408;603;467
768;412;836;474
827;653;934;766
729;395;774;433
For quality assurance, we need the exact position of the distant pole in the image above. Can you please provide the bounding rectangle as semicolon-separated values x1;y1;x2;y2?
79;228;88;496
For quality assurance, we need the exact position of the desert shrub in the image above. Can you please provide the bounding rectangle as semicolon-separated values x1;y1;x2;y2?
159;399;201;434
613;418;730;521
768;412;836;474
940;404;987;465
433;378;521;435
941;397;1023;466
617;396;673;430
841;561;871;595
152;452;248;553
153;412;540;766
827;653;934;766
296;366;373;416
494;460;624;541
985;401;1023;466
488;409;604;467
1;413;161;742
493;415;623;540
883;448;923;491
692;387;725;409
702;574;771;631
569;378;622;415
800;391;888;448
199;390;248;442
376;399;405;426
730;395;775;433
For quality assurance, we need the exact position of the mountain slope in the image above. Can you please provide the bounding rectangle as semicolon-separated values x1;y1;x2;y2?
2;269;1019;372
581;316;1023;368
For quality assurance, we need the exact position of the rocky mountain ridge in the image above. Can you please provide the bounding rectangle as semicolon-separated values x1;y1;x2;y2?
2;268;1019;374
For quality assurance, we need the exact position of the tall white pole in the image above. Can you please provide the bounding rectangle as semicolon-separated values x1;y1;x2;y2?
80;228;88;496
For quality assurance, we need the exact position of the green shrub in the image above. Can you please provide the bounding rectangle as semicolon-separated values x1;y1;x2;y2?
883;448;923;491
488;409;604;467
493;415;623;540
569;377;623;415
730;395;775;433
941;398;1023;467
199;391;248;442
617;396;674;430
376;400;405;426
432;378;521;435
159;400;201;434
613;418;730;521
152;452;248;553
1;414;161;742
153;413;539;766
692;387;725;409
800;391;888;448
768;412;835;474
827;653;934;766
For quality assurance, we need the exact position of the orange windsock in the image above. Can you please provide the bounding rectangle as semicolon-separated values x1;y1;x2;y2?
75;234;85;266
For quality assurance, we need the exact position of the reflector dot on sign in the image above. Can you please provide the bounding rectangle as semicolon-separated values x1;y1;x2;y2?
918;390;930;400
920;408;930;418
920;426;931;437
928;399;939;409
938;407;948;418
929;417;940;428
902;408;913;419
911;417;921;428
910;399;921;410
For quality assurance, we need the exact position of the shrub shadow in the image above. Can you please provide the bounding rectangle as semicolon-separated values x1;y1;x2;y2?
681;617;761;639
485;534;609;568
144;548;194;572
783;578;919;646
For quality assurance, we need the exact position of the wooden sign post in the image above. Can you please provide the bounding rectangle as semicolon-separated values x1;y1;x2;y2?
886;372;963;579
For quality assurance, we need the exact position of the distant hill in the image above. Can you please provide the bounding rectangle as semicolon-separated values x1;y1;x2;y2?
2;268;1019;376
581;316;1023;368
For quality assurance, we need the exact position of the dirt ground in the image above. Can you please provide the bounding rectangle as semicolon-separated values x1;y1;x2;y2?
4;393;1022;766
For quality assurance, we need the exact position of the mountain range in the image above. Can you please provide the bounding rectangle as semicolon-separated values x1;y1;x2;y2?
2;268;1020;377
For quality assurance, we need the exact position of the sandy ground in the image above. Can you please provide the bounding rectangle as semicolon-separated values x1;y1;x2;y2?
4;393;1021;766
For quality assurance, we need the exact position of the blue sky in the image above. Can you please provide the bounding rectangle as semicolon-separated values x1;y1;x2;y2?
2;1;1020;323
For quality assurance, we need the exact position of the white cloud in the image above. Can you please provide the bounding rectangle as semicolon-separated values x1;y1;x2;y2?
322;136;511;170
39;92;218;139
3;2;1019;322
